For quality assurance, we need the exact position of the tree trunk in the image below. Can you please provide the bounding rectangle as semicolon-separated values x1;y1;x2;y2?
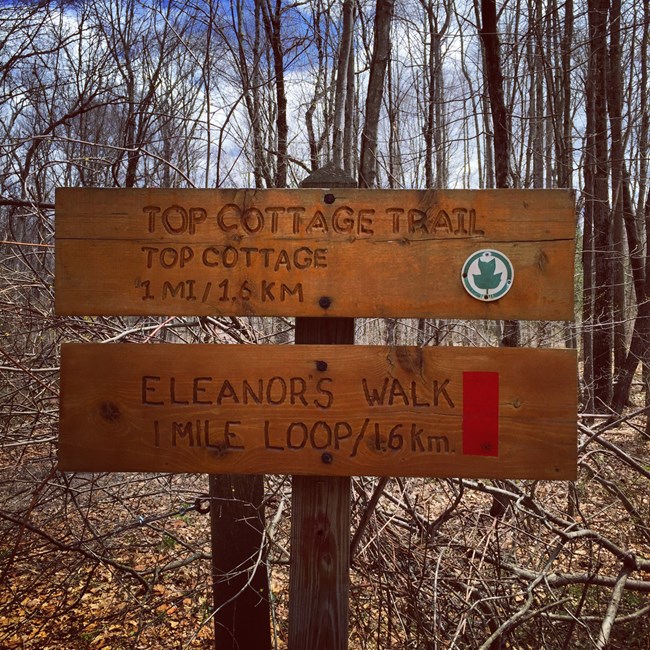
333;0;354;169
479;0;510;189
607;0;627;378
343;23;357;177
359;0;395;188
560;0;574;188
582;63;596;415
479;0;518;347
588;0;613;409
421;0;450;189
612;189;650;413
423;1;435;188
236;0;269;187
259;0;288;188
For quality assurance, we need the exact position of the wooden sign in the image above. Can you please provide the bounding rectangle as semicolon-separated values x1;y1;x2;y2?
59;343;577;479
55;188;575;319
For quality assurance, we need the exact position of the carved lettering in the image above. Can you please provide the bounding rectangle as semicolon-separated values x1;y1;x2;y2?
243;379;263;405
264;207;284;233
334;422;353;449
290;377;308;406
306;210;328;233
262;281;275;302
216;204;240;232
264;420;284;450
433;379;455;408
280;283;303;302
432;210;453;234
142;376;163;405
408;209;428;234
453;207;468;235
362;377;453;408
387;207;404;233
388;379;409;406
332;206;355;233
170;377;189;404
411;382;430;407
143;202;485;239
144;206;161;233
361;378;389;406
154;419;246;451
241;208;264;233
141;375;332;407
310;421;332;449
469;209;484;235
410;424;425;452
193;377;212;405
224;420;244;449
134;201;490;313
163;206;188;234
287;422;307;449
314;378;334;409
216;379;239;404
267;377;287;405
172;420;194;446
162;280;185;300
153;415;454;459
274;249;291;271
189;208;207;233
427;435;450;453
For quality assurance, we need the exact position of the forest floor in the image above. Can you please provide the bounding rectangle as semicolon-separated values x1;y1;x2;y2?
2;399;649;649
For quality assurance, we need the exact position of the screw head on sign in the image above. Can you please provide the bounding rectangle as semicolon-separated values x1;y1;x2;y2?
324;193;335;204
321;452;333;464
319;296;332;309
316;360;328;372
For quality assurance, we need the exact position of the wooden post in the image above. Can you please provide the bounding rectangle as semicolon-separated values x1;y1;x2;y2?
288;163;357;649
209;474;271;650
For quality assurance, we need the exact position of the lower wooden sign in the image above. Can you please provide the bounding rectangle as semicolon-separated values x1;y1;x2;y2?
59;344;577;479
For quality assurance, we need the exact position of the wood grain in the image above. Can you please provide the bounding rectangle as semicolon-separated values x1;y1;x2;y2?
289;475;350;648
55;188;575;319
209;474;271;650
288;168;355;650
59;343;577;479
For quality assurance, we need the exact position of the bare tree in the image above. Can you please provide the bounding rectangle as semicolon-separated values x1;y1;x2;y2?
586;0;613;409
478;0;518;349
359;0;395;188
2;2;650;649
333;0;354;170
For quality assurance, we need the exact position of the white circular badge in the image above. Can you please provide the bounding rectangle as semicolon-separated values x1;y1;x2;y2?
461;249;514;301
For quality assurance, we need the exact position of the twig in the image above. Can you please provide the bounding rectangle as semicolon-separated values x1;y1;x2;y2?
595;562;633;649
0;239;54;247
551;603;650;623
351;476;389;557
0;509;150;592
0;198;55;209
477;597;572;650
578;423;650;481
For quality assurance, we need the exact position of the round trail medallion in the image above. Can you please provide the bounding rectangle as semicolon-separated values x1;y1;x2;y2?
461;249;514;301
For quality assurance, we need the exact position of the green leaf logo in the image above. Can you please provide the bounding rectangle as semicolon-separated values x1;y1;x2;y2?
473;257;502;290
461;249;514;301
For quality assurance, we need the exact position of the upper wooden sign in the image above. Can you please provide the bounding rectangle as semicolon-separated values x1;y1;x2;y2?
59;343;577;479
55;188;575;319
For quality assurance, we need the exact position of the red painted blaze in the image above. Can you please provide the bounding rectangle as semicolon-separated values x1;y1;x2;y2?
462;372;499;456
